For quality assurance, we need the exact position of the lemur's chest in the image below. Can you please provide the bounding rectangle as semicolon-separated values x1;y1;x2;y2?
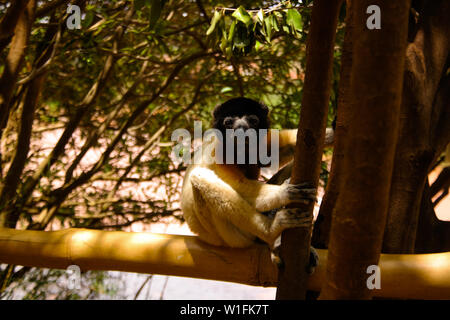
212;163;260;183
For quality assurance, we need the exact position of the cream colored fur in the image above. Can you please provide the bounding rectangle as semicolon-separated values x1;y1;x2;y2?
181;131;313;248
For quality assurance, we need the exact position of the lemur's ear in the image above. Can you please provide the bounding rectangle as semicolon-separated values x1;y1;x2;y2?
212;101;224;119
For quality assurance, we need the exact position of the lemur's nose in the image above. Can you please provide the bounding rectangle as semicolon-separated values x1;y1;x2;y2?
233;119;249;130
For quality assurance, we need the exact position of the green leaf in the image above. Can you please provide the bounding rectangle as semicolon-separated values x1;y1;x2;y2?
264;15;278;42
255;40;263;51
233;23;250;49
219;33;228;51
257;9;264;23
271;15;279;32
232;6;252;27
286;9;303;31
206;10;222;35
82;10;94;28
221;87;233;93
227;20;236;42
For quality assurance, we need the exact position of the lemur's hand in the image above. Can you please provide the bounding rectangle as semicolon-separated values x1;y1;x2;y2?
281;180;317;206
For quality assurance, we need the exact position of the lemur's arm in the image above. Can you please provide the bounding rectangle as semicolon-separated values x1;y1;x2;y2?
267;128;334;168
213;164;315;212
268;129;297;168
189;166;313;245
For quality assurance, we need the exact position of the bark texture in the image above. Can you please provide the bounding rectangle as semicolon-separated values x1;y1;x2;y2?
276;0;343;300
319;0;410;300
382;0;450;253
0;1;36;227
312;0;354;249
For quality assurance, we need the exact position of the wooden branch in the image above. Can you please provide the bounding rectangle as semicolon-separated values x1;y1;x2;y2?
431;74;450;155
0;0;35;135
107;73;211;200
0;0;30;52
0;1;36;228
0;228;449;299
276;0;343;300
33;51;213;230
93;167;186;182
415;180;450;253
16;26;61;86
18;10;134;213
430;167;450;201
35;0;70;18
383;0;450;253
320;0;410;299
1;21;61;229
312;0;354;249
63;60;150;185
60;52;210;192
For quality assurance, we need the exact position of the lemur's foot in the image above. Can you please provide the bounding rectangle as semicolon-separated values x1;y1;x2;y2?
270;236;318;274
270;235;283;268
307;247;319;274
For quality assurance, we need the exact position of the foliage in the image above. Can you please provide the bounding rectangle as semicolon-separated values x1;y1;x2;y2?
0;266;121;300
0;0;344;295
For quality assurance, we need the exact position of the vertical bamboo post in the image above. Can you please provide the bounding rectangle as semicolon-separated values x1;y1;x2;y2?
276;0;343;300
319;0;410;299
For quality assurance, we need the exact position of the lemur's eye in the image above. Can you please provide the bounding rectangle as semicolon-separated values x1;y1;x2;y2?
223;117;234;127
247;115;259;126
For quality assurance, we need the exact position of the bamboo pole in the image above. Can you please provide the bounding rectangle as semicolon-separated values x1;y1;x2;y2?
0;228;449;299
319;0;411;299
276;0;344;300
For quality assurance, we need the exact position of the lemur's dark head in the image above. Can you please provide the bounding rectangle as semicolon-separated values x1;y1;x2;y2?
212;98;270;177
213;97;269;133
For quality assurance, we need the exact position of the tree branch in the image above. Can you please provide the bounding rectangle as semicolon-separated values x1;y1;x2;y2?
276;0;343;300
0;1;36;228
18;9;134;212
0;0;30;52
33;51;214;230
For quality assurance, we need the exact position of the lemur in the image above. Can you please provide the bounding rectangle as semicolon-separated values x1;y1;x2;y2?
181;97;333;264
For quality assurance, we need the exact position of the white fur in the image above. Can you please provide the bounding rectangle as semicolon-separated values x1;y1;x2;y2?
181;131;303;248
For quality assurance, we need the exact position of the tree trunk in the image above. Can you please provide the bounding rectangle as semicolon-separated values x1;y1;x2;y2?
0;0;35;133
1;17;60;229
382;0;450;253
0;0;31;52
415;180;450;253
430;167;450;207
319;0;410;300
0;0;36;227
276;0;343;300
312;0;354;249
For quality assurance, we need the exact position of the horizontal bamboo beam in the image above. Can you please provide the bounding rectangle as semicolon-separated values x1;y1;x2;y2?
0;228;449;299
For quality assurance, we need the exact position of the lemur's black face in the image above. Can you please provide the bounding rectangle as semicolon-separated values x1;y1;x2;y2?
213;97;269;133
212;97;269;169
222;114;260;131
